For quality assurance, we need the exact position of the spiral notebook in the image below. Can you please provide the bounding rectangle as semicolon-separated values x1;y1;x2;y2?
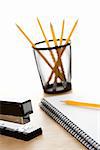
39;94;100;150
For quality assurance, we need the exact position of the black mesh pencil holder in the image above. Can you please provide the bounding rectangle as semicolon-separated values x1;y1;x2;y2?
33;39;72;94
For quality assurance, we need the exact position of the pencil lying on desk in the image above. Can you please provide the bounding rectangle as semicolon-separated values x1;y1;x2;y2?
62;100;100;108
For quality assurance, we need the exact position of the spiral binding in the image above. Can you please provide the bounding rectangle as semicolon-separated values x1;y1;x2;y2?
40;98;100;150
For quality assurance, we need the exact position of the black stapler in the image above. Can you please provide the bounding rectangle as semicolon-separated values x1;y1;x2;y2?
0;98;42;141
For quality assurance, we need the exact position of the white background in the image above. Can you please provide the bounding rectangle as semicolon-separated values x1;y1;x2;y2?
0;0;100;101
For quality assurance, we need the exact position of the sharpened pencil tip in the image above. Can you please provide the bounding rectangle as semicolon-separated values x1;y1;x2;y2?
37;17;39;22
16;24;21;29
75;19;78;27
50;22;53;28
16;24;20;29
76;19;79;23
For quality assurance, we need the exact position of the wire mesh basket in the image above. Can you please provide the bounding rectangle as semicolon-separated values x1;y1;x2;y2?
33;39;72;94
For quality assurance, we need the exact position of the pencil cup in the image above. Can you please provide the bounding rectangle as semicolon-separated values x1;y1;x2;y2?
33;39;72;94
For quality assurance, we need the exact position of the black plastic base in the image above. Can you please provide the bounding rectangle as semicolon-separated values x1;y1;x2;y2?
0;126;42;141
44;82;71;94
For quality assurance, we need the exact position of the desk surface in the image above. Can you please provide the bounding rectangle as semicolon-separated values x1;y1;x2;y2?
0;92;87;150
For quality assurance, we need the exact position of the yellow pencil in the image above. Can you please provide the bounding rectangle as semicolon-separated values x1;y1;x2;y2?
50;22;66;81
47;19;78;83
60;20;65;46
16;24;63;81
37;18;63;81
63;100;100;108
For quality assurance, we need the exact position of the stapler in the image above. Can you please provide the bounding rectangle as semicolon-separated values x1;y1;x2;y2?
0;98;42;141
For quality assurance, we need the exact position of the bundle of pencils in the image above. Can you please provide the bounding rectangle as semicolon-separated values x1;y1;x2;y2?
16;18;78;93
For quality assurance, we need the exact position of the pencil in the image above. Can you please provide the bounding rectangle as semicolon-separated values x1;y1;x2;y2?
16;24;36;48
37;18;56;63
47;19;78;83
16;24;63;81
63;100;100;108
50;22;66;82
37;18;64;82
60;20;65;46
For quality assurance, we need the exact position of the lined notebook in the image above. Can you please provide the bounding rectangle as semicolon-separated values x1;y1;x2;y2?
39;94;100;150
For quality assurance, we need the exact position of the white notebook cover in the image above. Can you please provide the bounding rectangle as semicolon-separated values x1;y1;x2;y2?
44;93;100;144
